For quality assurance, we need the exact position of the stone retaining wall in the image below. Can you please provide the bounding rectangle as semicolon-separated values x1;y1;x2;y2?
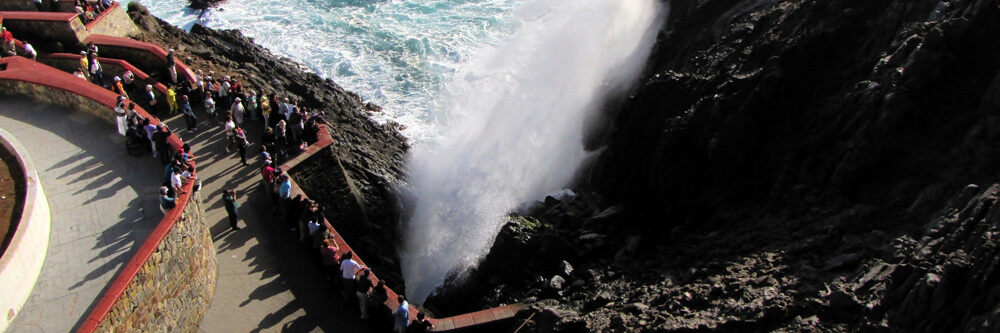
0;13;84;45
91;199;216;332
0;128;50;333
0;78;117;124
0;56;215;332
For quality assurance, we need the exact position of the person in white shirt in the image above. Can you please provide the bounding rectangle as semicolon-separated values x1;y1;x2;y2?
339;251;364;299
22;41;36;61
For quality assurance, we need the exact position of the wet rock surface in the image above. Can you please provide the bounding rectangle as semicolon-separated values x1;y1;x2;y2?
431;0;1000;331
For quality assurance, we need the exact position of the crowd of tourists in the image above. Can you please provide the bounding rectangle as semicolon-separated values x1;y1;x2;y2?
134;49;431;331
2;13;436;330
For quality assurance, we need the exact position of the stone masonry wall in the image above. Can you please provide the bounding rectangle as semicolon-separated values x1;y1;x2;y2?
85;4;141;38
94;198;217;332
0;79;116;124
1;18;84;45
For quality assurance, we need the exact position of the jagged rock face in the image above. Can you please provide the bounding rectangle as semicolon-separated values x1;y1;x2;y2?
854;183;1000;332
468;0;1000;332
594;0;1000;222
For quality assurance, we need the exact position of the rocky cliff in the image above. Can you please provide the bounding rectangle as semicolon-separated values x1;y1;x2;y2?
446;0;1000;331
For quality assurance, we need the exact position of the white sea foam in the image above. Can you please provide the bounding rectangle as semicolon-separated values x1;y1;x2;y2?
140;0;666;304
138;0;523;143
401;0;665;303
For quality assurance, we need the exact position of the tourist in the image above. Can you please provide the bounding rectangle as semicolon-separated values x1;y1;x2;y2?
121;69;135;87
153;124;172;164
247;90;258;121
278;97;290;120
112;76;128;98
275;120;287;156
166;84;178;114
181;164;201;202
195;69;205;97
286;195;303;233
223;189;241;231
0;27;13;57
171;167;188;197
180;95;197;132
277;173;291;217
310;207;329;248
224;114;236;152
320;238;340;279
258;146;271;166
394;295;409;333
161;160;177;188
369;280;391;328
87;41;98;55
288;107;303;146
22;41;36;61
33;0;42;11
270;167;284;209
261;127;277;164
307;219;321;242
356;268;373;319
89;54;104;87
219;75;231;110
145;84;158;115
204;92;216;125
235;126;249;166
143;118;156;156
231;96;245;125
261;160;275;199
166;48;177;83
260;92;272;127
297;199;314;240
77;51;90;79
230;77;242;98
159;186;175;214
339;251;364;299
409;313;434;333
126;102;142;128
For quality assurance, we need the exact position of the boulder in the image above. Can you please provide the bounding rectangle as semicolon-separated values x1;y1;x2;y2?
547;276;567;291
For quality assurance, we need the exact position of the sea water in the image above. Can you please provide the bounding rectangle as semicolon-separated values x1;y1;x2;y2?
139;0;525;142
140;0;665;303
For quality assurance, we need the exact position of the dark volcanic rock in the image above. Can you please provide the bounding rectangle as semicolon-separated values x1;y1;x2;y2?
440;0;1000;332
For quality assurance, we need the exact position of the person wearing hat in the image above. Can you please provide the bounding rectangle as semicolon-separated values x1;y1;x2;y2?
78;51;90;79
231;96;245;125
166;48;177;83
112;76;128;98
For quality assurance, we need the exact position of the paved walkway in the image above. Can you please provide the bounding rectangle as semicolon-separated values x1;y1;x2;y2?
1;98;164;332
159;105;370;332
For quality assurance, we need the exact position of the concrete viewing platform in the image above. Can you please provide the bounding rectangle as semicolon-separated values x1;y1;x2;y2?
0;98;163;332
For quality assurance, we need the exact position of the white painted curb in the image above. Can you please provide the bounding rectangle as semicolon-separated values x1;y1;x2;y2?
0;127;51;332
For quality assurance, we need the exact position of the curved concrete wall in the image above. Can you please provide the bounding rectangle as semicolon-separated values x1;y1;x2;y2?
0;128;51;333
